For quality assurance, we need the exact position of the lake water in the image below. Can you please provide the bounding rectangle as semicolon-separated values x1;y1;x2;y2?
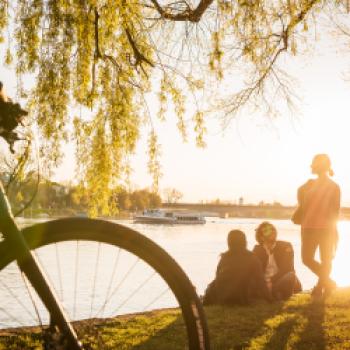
124;218;350;293
1;217;349;328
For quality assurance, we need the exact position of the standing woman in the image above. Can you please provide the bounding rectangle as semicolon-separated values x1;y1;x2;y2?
296;154;340;297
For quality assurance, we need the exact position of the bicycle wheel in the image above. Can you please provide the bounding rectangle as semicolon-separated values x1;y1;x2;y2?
0;218;210;349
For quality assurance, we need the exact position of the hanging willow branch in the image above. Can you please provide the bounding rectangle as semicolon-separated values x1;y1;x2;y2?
149;0;214;22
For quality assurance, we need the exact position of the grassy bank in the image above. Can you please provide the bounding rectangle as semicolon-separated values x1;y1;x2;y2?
2;288;350;349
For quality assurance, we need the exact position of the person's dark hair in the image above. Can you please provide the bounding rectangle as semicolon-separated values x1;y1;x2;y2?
255;221;277;245
227;229;247;251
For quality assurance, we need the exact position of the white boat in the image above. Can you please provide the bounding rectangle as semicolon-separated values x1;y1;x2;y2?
134;209;206;225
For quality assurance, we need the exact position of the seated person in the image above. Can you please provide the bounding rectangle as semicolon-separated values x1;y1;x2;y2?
203;229;270;305
253;221;302;300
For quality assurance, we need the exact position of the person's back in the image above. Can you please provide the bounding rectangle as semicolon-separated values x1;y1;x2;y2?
203;229;269;305
215;248;267;304
299;177;340;229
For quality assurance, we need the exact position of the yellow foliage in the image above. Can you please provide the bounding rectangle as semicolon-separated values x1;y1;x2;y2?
0;0;329;212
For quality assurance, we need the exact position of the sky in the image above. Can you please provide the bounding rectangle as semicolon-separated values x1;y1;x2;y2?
126;37;350;206
2;26;350;206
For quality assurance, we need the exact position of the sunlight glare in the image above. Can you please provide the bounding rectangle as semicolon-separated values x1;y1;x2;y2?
331;221;350;287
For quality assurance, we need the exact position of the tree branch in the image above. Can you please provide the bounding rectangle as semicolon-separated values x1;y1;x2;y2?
149;0;214;22
285;0;321;37
125;27;154;68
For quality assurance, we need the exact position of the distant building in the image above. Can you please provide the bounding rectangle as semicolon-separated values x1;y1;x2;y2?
239;197;244;206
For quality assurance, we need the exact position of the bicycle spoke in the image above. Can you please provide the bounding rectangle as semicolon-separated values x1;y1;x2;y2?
21;272;43;329
142;287;171;311
98;247;121;318
73;240;79;319
0;306;26;328
0;277;36;325
109;271;157;316
55;243;64;301
89;242;101;318
33;248;60;302
94;256;140;317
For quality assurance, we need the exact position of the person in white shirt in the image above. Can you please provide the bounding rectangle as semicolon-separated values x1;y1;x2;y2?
253;222;302;300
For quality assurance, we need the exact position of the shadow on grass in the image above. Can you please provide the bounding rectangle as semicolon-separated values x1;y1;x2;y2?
131;314;190;350
90;309;190;350
130;301;284;350
106;293;331;350
296;298;326;350
262;296;326;350
206;302;284;350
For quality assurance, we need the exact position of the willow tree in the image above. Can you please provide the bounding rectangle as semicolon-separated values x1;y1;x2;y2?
0;0;348;215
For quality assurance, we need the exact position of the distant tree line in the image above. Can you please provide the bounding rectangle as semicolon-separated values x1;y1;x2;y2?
0;172;161;217
114;188;162;212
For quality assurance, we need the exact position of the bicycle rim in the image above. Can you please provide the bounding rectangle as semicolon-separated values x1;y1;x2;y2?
0;218;210;349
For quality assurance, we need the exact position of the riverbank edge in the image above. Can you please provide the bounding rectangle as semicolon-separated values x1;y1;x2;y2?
1;287;350;349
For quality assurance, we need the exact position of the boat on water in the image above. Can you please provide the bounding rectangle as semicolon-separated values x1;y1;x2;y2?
134;209;206;224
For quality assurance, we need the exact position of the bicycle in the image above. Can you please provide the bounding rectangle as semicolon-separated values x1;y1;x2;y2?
0;180;209;350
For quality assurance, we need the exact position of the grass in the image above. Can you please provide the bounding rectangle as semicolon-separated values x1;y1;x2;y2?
2;289;350;349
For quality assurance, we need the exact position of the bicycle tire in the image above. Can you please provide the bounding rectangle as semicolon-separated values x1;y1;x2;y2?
0;218;210;350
